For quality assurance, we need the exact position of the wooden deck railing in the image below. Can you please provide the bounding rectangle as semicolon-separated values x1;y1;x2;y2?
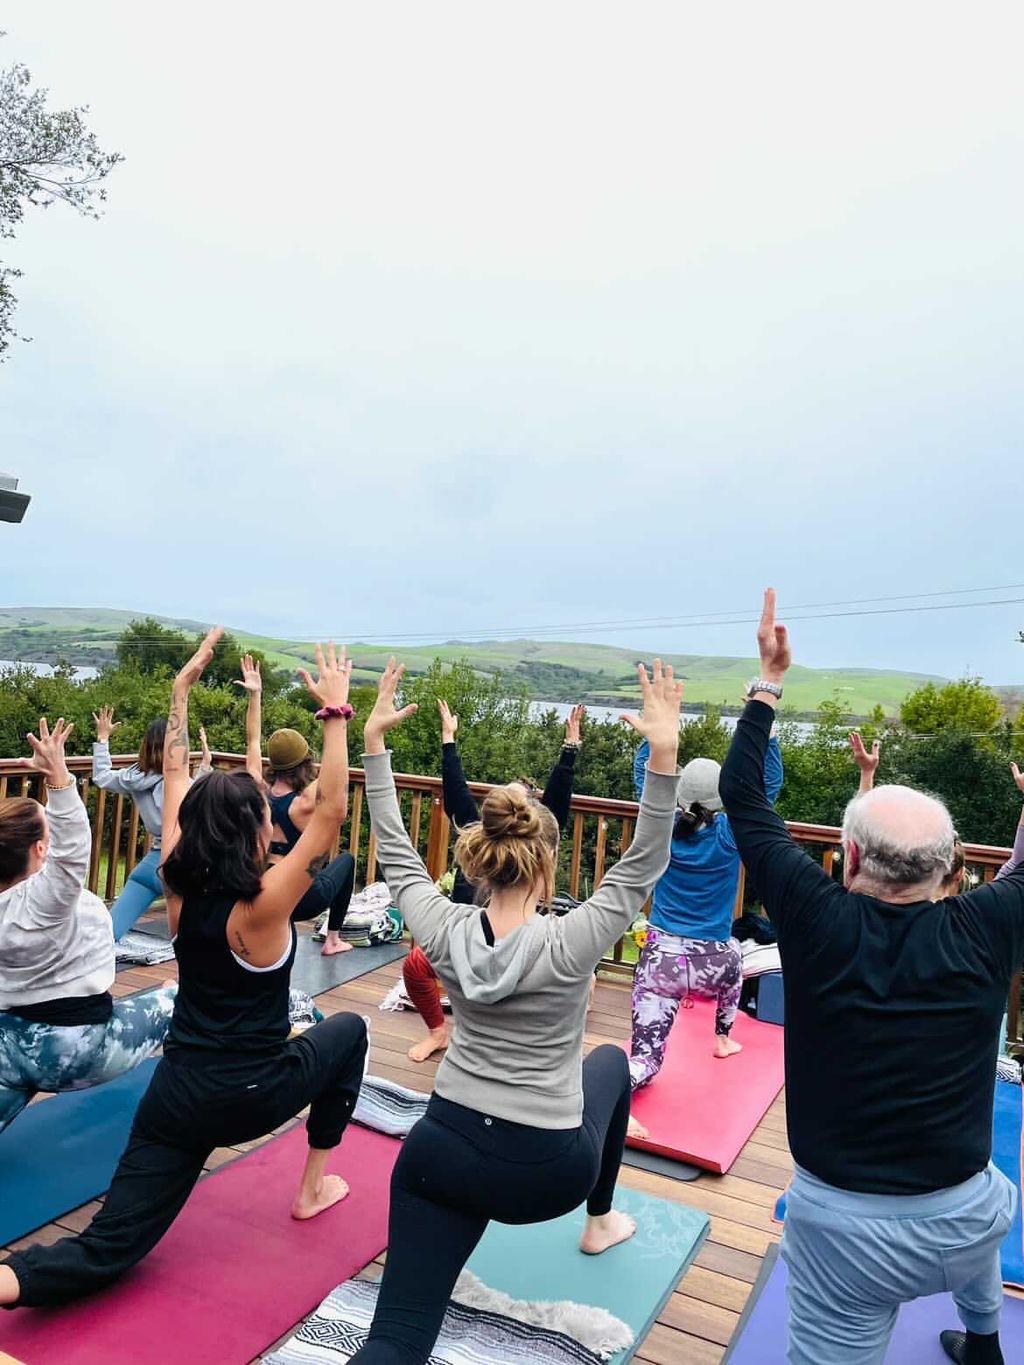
2;752;1018;1038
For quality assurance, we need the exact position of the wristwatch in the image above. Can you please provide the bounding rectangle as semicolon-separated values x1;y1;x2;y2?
746;679;784;701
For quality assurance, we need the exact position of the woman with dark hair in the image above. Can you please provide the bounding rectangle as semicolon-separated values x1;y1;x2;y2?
0;718;175;1134
348;657;681;1363
626;714;784;1135
237;655;356;956
0;632;368;1310
91;706;212;940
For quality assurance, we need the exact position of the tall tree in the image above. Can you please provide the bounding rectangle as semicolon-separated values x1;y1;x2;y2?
0;38;122;359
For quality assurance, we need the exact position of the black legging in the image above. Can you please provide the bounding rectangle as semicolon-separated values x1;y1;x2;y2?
291;852;356;933
350;1043;631;1364
5;1012;367;1308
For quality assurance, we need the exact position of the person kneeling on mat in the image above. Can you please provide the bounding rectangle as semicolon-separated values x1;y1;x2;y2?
348;656;681;1364
0;717;175;1136
625;721;783;1140
720;590;1023;1365
0;632;367;1311
236;653;357;957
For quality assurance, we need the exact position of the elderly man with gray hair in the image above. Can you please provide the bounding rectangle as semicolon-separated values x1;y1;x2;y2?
720;590;1022;1365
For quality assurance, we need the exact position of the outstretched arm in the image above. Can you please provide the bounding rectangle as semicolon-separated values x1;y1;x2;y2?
719;591;839;933
26;719;92;925
850;731;881;797
995;764;1024;882
368;664;464;956
560;664;681;972
234;655;265;785
540;704;583;834
438;700;480;827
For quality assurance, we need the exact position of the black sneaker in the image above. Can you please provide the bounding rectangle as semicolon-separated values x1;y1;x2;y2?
940;1332;967;1364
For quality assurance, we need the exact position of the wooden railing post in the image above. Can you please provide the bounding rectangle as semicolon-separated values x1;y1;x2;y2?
424;796;450;883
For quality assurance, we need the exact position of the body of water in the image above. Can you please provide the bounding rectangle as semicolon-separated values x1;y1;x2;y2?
529;699;814;738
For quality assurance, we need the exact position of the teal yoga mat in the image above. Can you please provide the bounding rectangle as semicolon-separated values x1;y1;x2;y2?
0;1058;157;1246
467;1186;709;1361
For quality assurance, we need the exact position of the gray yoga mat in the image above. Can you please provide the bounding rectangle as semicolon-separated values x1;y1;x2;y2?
289;935;407;996
621;1146;703;1182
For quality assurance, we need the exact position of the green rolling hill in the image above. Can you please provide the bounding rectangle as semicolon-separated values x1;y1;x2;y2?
0;607;951;718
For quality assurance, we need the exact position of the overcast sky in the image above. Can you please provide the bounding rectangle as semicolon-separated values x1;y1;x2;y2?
3;2;1022;681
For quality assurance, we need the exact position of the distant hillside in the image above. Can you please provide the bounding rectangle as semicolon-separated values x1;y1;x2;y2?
0;606;948;717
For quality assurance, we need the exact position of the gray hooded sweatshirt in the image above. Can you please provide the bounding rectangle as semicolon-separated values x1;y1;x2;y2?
364;750;678;1129
92;742;164;844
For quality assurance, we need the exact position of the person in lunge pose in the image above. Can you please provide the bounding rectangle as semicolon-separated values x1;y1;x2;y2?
237;653;356;956
0;718;175;1135
625;710;783;1137
348;657;681;1363
0;632;367;1310
402;699;586;1063
720;589;1023;1365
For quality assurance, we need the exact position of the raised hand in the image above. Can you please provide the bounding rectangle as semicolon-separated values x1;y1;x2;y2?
92;705;121;743
198;725;212;768
27;716;75;788
850;731;881;774
298;643;352;710
756;588;791;682
1012;762;1024;796
175;627;224;693
620;660;683;771
437;699;459;743
234;654;262;694
365;658;419;746
564;703;585;747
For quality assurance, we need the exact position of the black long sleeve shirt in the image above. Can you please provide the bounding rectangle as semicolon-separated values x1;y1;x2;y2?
441;743;578;905
720;699;1024;1195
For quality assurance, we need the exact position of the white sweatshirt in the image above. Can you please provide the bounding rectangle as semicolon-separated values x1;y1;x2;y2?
0;783;115;1008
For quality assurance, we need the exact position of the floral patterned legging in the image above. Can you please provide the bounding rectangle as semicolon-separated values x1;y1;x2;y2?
628;927;743;1090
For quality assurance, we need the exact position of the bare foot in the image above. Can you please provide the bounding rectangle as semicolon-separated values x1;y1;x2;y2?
627;1115;649;1141
681;997;695;1010
0;1264;21;1307
322;932;354;957
580;1209;637;1255
291;1173;350;1220
408;1027;449;1062
714;1036;743;1059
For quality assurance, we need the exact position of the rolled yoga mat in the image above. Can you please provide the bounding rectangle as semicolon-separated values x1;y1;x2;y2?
773;1079;1024;1288
288;936;407;997
623;999;785;1174
723;1243;1024;1363
0;1122;400;1365
0;1058;158;1246
466;1186;710;1361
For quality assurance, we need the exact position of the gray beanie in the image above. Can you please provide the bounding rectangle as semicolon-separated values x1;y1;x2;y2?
676;757;723;813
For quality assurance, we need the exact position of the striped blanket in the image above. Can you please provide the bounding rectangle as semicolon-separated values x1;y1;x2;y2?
352;1075;430;1138
264;1274;631;1364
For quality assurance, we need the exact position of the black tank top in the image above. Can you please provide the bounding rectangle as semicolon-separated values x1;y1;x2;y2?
268;790;303;857
167;890;297;1053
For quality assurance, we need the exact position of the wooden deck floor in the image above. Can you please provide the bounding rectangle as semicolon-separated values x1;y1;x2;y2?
2;941;788;1364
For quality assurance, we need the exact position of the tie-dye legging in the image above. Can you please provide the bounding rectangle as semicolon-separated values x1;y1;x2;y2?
628;928;742;1090
0;986;176;1134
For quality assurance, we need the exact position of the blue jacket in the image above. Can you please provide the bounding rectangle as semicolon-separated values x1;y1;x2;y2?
633;735;784;942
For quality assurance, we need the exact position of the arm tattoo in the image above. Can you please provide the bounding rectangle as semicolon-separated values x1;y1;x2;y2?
315;784;325;806
233;931;251;958
305;851;330;879
167;700;190;764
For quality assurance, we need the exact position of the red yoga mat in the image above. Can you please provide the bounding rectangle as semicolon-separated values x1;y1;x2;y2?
624;999;785;1174
0;1123;399;1365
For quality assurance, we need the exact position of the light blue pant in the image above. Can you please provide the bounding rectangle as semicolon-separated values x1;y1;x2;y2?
110;847;164;941
0;987;176;1133
781;1162;1016;1364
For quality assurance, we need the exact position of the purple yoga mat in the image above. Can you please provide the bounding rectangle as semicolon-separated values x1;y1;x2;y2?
727;1252;1024;1363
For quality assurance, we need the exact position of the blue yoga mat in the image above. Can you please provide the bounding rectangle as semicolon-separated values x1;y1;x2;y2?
773;1080;1024;1287
467;1186;709;1361
0;1058;157;1246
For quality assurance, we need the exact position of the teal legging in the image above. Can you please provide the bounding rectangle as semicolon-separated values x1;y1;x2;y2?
110;848;164;941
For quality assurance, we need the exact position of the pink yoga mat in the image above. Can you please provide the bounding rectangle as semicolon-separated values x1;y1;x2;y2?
624;999;785;1174
0;1123;399;1365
